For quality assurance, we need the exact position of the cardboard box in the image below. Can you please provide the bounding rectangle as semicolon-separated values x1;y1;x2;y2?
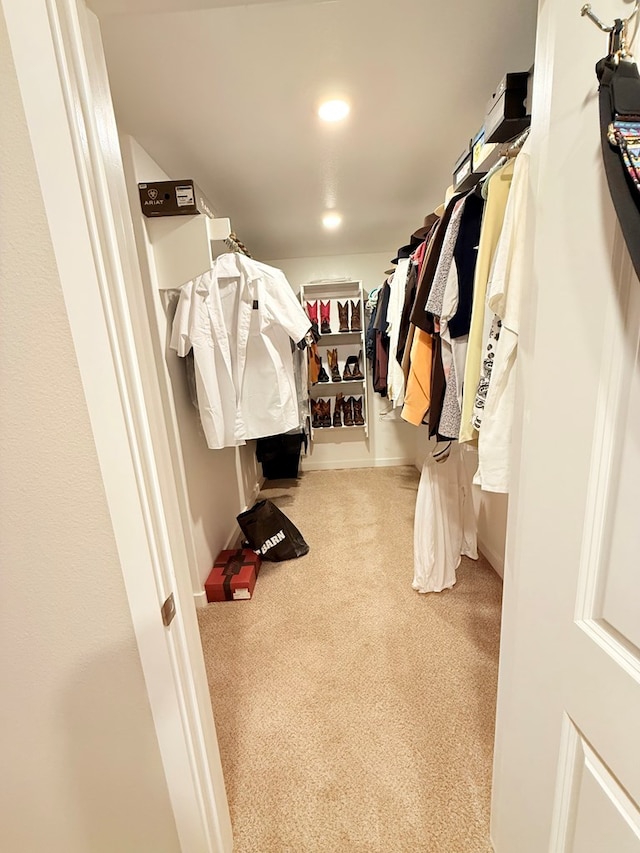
138;179;215;218
205;549;261;602
452;144;473;192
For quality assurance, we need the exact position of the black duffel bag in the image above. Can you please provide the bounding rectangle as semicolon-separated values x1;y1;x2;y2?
237;499;309;562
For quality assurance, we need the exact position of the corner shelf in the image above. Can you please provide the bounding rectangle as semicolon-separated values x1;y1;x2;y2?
300;279;370;443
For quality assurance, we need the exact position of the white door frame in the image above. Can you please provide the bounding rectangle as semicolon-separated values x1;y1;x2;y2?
1;1;233;850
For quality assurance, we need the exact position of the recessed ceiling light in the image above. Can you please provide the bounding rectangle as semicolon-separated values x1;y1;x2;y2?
318;99;350;122
322;212;342;230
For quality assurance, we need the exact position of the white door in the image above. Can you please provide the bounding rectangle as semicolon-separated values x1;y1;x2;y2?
492;1;640;851
2;0;233;850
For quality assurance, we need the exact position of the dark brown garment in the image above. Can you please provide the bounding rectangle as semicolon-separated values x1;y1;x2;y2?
396;261;418;367
428;334;446;438
372;282;391;396
396;217;441;366
373;331;389;396
410;194;462;334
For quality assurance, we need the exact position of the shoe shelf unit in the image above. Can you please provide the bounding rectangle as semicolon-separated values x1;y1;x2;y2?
299;280;369;441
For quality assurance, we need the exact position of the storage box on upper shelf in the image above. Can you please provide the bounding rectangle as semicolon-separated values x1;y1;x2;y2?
484;71;531;143
452;144;473;192
138;179;214;218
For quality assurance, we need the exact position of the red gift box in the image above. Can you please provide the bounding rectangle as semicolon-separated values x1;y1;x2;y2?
205;549;261;602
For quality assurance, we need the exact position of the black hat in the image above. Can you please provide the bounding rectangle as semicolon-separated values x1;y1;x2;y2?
391;234;422;265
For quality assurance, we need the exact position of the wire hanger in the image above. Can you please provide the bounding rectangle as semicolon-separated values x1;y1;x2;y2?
581;1;639;62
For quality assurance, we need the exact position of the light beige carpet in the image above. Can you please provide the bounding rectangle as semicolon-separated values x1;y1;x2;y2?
198;466;503;852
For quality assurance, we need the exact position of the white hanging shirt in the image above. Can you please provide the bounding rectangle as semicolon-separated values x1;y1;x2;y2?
170;253;311;449
475;144;531;493
386;258;410;407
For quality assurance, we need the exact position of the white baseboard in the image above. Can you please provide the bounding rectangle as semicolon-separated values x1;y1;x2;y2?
193;589;208;609
478;537;505;579
301;456;415;472
193;475;265;606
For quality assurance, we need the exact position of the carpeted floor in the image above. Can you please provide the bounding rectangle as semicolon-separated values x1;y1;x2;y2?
198;466;503;852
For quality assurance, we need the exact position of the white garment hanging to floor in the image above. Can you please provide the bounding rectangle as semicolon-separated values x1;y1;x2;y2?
413;442;478;594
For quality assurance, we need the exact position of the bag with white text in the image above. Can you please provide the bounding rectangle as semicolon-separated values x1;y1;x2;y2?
236;499;309;562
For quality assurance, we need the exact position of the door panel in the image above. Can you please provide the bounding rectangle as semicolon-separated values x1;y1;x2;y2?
491;2;640;851
571;730;640;852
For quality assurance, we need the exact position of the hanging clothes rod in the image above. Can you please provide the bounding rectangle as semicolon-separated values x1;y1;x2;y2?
481;127;531;199
505;126;531;156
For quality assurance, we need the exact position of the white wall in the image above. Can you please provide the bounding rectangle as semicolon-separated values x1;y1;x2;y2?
268;253;418;470
0;12;179;851
120;136;261;596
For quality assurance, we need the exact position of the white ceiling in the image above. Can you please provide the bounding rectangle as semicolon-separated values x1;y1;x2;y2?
96;0;538;260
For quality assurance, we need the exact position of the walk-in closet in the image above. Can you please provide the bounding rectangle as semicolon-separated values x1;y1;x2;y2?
7;0;640;850
99;1;537;841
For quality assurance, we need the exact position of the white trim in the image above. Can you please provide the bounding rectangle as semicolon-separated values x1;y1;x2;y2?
301;456;416;472
1;2;232;850
193;590;209;608
224;476;264;550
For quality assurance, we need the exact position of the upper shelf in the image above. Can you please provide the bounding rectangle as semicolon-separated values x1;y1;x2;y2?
146;215;233;291
300;280;362;300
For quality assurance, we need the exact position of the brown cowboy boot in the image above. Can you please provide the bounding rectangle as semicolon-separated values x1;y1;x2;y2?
333;394;343;427
321;398;332;427
352;396;365;426
311;399;321;429
350;300;362;332
349;350;364;380
320;301;332;334
317;356;330;383
337;301;350;332
327;348;341;382
308;346;320;384
342;396;354;426
342;356;354;381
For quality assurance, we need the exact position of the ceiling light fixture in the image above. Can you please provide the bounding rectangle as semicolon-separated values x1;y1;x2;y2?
322;212;342;230
318;99;350;122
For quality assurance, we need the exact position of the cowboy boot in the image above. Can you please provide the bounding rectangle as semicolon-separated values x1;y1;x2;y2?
317;357;329;383
320;301;332;334
350;300;362;332
308;346;320;384
342;396;354;427
337;301;350;333
350;350;364;380
333;393;343;427
343;356;354;380
321;399;332;428
327;348;341;382
353;396;365;426
311;399;321;429
305;301;318;325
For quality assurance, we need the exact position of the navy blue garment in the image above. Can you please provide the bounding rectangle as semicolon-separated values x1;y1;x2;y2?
449;191;485;339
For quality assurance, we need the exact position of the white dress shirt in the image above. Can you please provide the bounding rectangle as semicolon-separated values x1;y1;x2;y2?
171;253;310;449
